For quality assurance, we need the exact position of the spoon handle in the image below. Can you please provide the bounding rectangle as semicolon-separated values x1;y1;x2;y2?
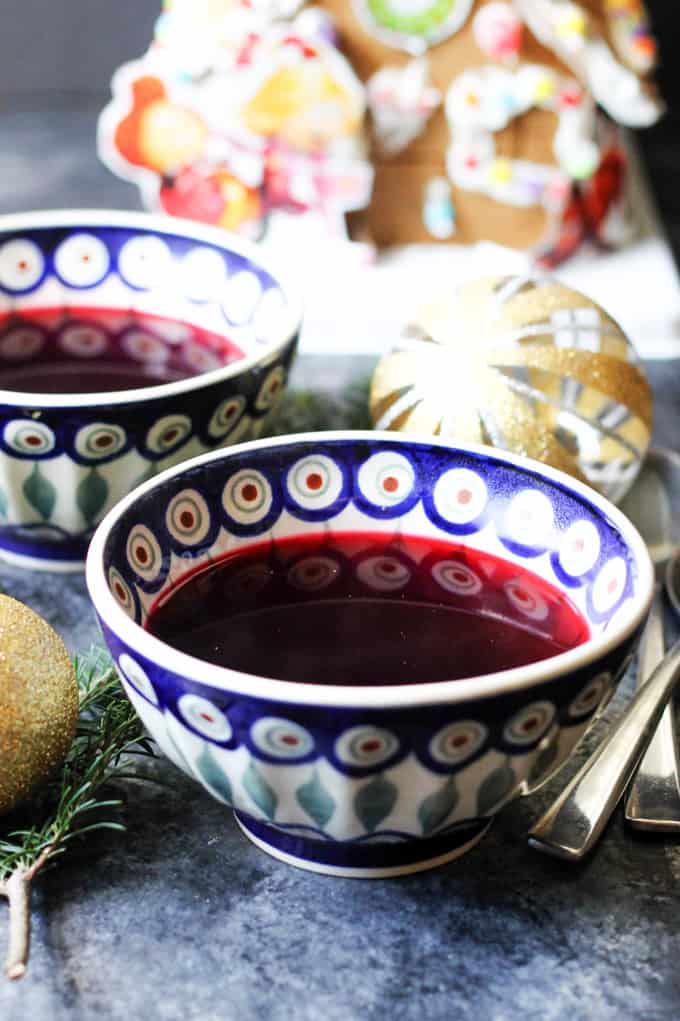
528;634;680;861
624;588;680;831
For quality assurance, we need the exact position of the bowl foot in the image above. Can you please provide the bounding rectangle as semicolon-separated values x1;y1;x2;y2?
234;813;492;878
0;545;85;573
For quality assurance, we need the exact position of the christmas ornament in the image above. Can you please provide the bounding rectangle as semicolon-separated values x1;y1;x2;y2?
0;597;78;816
369;276;652;503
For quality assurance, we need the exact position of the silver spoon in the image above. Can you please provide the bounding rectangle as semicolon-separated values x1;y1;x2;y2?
665;549;680;620
528;621;680;861
528;448;680;858
623;585;680;830
622;450;680;831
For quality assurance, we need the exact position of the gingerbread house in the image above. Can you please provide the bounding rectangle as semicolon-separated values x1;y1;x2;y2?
99;0;661;264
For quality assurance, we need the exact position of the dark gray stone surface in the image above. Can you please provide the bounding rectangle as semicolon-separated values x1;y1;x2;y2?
1;107;680;1021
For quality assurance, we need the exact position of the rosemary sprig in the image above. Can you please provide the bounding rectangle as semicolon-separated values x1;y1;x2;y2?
0;647;156;980
271;379;372;435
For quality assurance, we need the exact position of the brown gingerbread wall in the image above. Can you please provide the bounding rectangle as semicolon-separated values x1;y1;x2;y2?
319;0;592;248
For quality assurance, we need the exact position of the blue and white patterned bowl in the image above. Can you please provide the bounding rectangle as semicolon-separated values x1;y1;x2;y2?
86;432;654;877
0;210;300;570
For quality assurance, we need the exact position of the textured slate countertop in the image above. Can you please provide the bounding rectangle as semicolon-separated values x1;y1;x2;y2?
1;107;680;1021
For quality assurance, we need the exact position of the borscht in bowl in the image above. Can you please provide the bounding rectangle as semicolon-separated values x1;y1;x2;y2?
86;432;653;877
0;210;300;569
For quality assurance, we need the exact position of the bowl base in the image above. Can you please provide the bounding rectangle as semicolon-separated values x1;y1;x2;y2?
234;813;492;878
0;545;85;573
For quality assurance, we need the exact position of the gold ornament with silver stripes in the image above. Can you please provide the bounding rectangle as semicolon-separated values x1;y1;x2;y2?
369;275;652;503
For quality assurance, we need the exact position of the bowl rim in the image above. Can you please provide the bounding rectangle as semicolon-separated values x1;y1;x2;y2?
86;430;655;709
0;209;303;409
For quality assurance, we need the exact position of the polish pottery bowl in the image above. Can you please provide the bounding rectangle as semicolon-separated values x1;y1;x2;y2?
86;432;654;877
0;210;300;569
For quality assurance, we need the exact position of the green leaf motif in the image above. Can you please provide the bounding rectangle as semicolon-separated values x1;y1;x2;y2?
194;744;233;805
162;727;192;773
296;769;336;829
77;468;109;526
477;762;516;817
354;774;398;833
242;760;278;820
23;464;56;521
418;776;459;836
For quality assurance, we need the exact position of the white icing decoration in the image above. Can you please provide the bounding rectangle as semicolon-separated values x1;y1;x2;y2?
605;0;656;75
514;0;661;128
472;2;522;63
367;57;441;154
99;10;372;242
445;64;598;213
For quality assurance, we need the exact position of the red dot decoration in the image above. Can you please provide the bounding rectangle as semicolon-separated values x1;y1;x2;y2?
360;739;382;754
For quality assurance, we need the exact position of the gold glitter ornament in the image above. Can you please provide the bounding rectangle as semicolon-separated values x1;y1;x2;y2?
370;275;652;502
0;596;78;816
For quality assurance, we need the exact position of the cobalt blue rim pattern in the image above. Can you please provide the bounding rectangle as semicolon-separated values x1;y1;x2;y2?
0;349;296;462
103;438;639;631
0;218;293;356
233;814;493;873
96;615;636;863
101;618;637;774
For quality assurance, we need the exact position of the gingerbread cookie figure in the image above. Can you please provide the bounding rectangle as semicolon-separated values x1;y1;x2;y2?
99;2;372;243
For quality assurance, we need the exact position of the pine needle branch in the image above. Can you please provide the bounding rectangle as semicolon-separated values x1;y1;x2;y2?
0;647;156;980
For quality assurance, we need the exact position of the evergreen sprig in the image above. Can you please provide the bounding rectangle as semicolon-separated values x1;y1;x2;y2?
0;647;156;980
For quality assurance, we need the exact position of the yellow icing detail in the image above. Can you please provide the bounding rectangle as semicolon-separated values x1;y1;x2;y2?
556;11;587;37
243;65;360;147
533;75;556;103
489;158;513;184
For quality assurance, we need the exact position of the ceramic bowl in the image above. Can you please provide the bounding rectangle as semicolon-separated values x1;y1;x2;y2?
0;210;300;570
86;432;653;877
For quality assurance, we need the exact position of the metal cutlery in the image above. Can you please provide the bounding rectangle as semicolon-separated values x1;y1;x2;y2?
624;586;680;831
619;448;680;831
528;598;680;861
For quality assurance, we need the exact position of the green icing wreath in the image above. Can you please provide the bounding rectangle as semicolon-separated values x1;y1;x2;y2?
365;0;460;37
